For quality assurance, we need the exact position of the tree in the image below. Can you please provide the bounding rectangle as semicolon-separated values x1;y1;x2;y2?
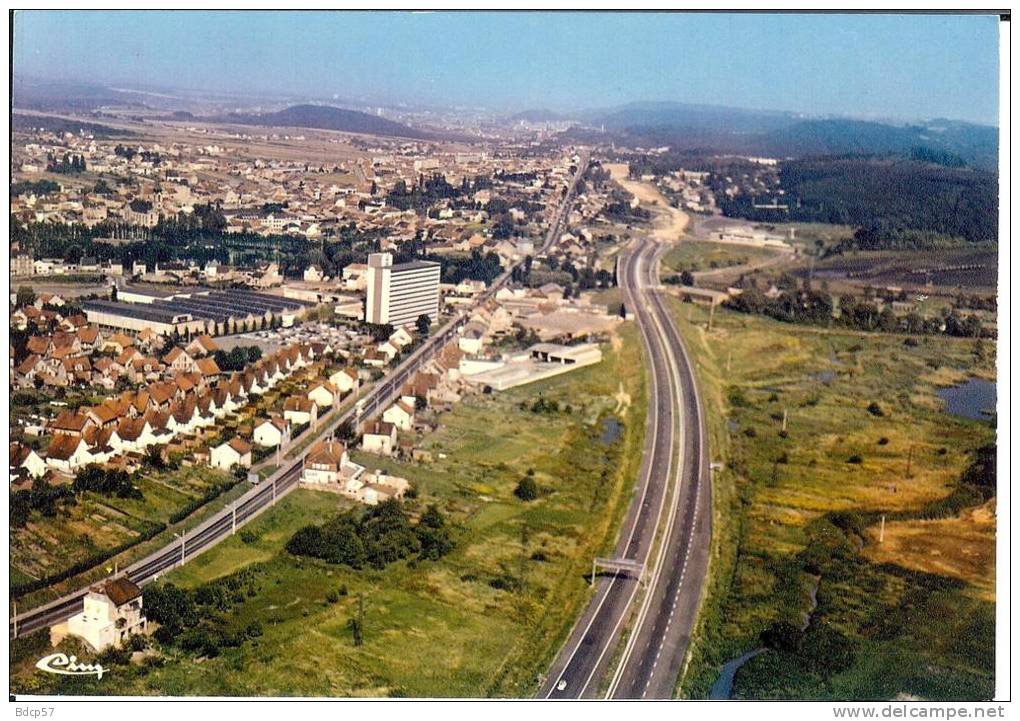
416;504;453;560
16;286;35;308
680;270;695;286
335;420;356;442
514;477;539;502
143;444;166;470
415;313;432;337
144;583;197;636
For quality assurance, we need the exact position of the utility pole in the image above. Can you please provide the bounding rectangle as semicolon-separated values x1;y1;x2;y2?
356;593;365;647
231;501;237;535
708;303;715;331
782;409;788;432
173;532;185;566
272;476;277;506
518;522;529;596
879;514;886;543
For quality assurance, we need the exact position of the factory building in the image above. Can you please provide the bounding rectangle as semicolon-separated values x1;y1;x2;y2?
83;288;312;337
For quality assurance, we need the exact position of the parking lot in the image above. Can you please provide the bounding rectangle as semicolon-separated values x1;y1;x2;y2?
216;321;370;355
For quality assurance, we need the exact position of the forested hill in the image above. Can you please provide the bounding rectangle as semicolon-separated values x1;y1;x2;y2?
722;157;999;245
215;104;430;139
755;119;998;172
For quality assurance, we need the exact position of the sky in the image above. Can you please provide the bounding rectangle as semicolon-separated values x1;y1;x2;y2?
12;11;1002;125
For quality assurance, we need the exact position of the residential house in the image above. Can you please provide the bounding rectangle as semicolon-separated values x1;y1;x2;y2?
163;347;198;373
64;578;147;652
307;381;337;409
45;434;93;472
186;335;219;357
300;439;352;485
10;442;47;480
210;437;252;470
283;396;318;426
382;400;415;431
361;420;397;456
253;416;290;448
328;367;360;395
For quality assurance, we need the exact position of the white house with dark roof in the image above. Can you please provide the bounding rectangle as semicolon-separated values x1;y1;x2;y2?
63;577;147;652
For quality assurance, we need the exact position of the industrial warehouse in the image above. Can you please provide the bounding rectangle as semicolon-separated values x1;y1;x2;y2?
82;288;314;336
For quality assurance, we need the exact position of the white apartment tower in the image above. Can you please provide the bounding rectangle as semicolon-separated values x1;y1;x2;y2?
365;252;441;327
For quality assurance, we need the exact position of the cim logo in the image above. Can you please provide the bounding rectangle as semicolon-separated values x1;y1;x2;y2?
35;653;106;680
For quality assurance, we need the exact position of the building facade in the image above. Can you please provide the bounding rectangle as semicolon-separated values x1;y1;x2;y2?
364;252;441;327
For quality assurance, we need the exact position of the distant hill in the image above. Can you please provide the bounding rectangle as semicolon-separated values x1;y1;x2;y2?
585;100;799;134
12;112;133;139
14;77;148;112
580;101;998;171
215;104;429;139
754;119;998;171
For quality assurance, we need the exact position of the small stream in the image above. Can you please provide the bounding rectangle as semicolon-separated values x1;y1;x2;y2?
709;575;821;699
708;648;766;700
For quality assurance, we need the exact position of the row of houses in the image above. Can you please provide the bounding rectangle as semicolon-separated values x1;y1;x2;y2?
207;366;361;471
13;342;332;479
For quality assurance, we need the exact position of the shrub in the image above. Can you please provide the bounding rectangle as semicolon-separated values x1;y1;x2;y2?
867;402;885;417
877;437;889;445
760;621;803;652
514;476;539;502
727;387;750;408
846;454;864;464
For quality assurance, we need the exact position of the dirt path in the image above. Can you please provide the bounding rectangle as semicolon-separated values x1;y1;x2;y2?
605;163;690;242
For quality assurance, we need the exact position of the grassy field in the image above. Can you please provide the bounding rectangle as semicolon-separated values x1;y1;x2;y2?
11;323;649;697
663;241;779;274
672;301;996;700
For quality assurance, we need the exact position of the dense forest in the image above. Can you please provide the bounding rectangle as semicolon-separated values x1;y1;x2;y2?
718;157;998;245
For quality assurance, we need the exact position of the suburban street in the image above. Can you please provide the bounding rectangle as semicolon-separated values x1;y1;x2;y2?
8;152;590;642
540;234;711;699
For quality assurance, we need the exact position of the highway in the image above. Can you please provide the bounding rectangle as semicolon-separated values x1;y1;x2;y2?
540;235;711;699
9;149;589;641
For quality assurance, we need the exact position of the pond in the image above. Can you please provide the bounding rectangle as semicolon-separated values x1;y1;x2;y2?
600;415;622;445
937;378;996;421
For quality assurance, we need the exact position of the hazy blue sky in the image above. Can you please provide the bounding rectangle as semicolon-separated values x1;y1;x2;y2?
13;11;1002;124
